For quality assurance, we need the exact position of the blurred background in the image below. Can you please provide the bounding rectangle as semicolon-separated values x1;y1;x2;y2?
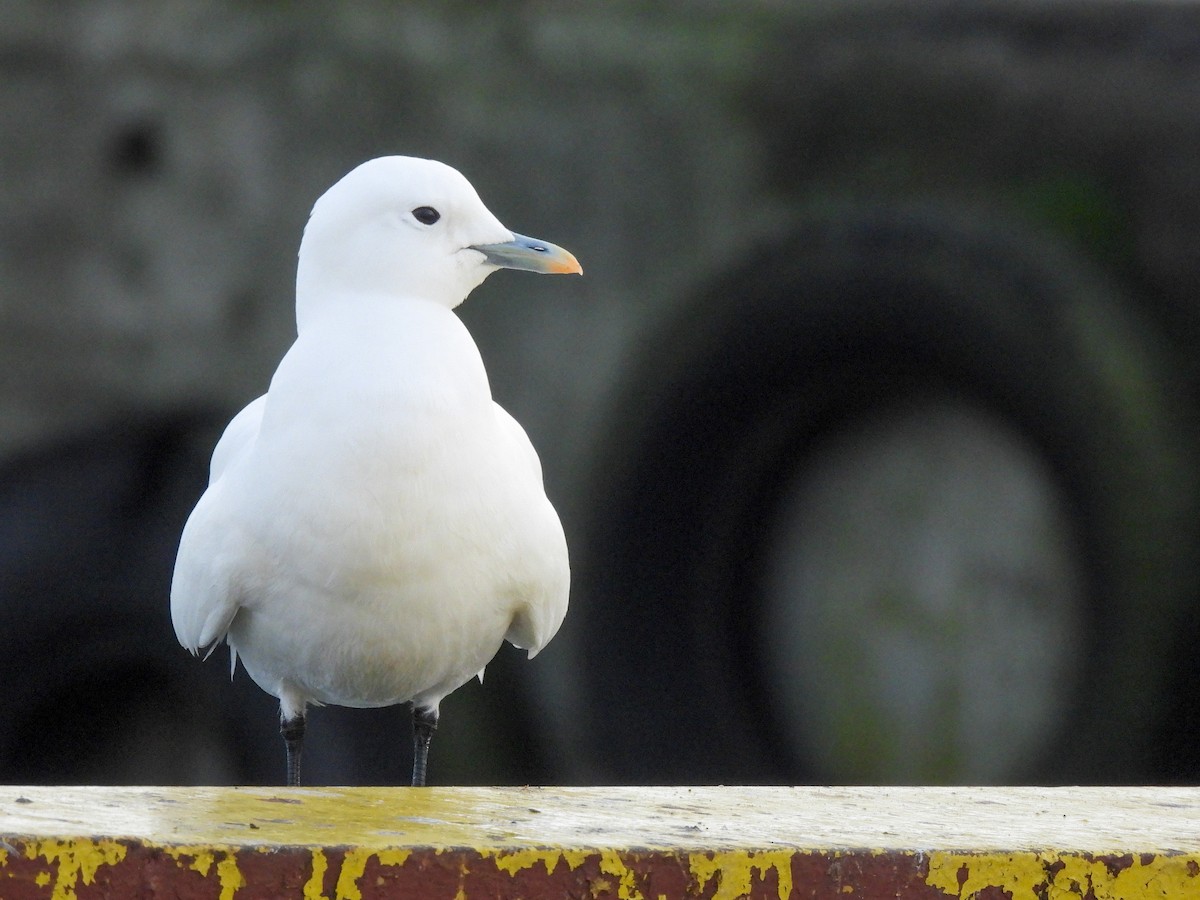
2;0;1199;787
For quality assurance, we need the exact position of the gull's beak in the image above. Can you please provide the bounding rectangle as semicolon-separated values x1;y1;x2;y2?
470;233;583;275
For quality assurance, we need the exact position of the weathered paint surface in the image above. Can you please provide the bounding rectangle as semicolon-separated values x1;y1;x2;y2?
0;786;1197;898
925;850;1200;900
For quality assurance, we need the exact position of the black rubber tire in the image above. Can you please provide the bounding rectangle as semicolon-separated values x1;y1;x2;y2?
573;205;1197;784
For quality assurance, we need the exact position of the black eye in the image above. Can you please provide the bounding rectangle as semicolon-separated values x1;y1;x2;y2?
412;206;440;226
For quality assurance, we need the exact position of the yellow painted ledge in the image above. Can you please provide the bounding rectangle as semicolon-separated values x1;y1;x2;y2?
0;786;1196;899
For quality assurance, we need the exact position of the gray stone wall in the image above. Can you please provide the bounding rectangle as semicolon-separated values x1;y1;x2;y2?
0;2;771;467
7;1;1200;473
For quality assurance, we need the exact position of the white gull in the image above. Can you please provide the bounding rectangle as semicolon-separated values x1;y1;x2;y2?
170;156;580;786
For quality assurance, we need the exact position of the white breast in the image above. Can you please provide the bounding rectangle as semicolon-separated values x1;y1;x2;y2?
172;296;569;713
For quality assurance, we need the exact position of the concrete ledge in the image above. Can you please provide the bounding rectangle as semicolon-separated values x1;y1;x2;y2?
0;786;1197;898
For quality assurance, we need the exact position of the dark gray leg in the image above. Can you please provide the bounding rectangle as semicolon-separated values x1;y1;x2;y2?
411;705;439;787
281;712;306;787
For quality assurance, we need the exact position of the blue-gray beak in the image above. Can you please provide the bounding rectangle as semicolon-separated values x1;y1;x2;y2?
470;233;582;275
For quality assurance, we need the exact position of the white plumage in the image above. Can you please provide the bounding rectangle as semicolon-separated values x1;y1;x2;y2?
170;156;580;786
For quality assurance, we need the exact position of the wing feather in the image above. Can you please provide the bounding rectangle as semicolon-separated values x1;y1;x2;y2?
170;396;265;655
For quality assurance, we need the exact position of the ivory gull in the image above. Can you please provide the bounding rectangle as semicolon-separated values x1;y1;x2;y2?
171;156;580;786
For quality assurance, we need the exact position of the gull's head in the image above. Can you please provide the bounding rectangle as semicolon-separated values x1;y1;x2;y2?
296;156;580;324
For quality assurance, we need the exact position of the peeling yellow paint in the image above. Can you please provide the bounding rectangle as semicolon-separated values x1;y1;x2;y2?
376;848;414;866
926;851;1045;899
689;849;795;900
926;850;1199;900
333;848;371;900
164;844;214;877
333;847;411;900
560;848;591;870
35;871;50;887
304;848;329;899
595;848;644;899
287;847;376;900
163;844;246;900
23;838;127;900
491;848;553;876
213;852;247;900
489;847;590;877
